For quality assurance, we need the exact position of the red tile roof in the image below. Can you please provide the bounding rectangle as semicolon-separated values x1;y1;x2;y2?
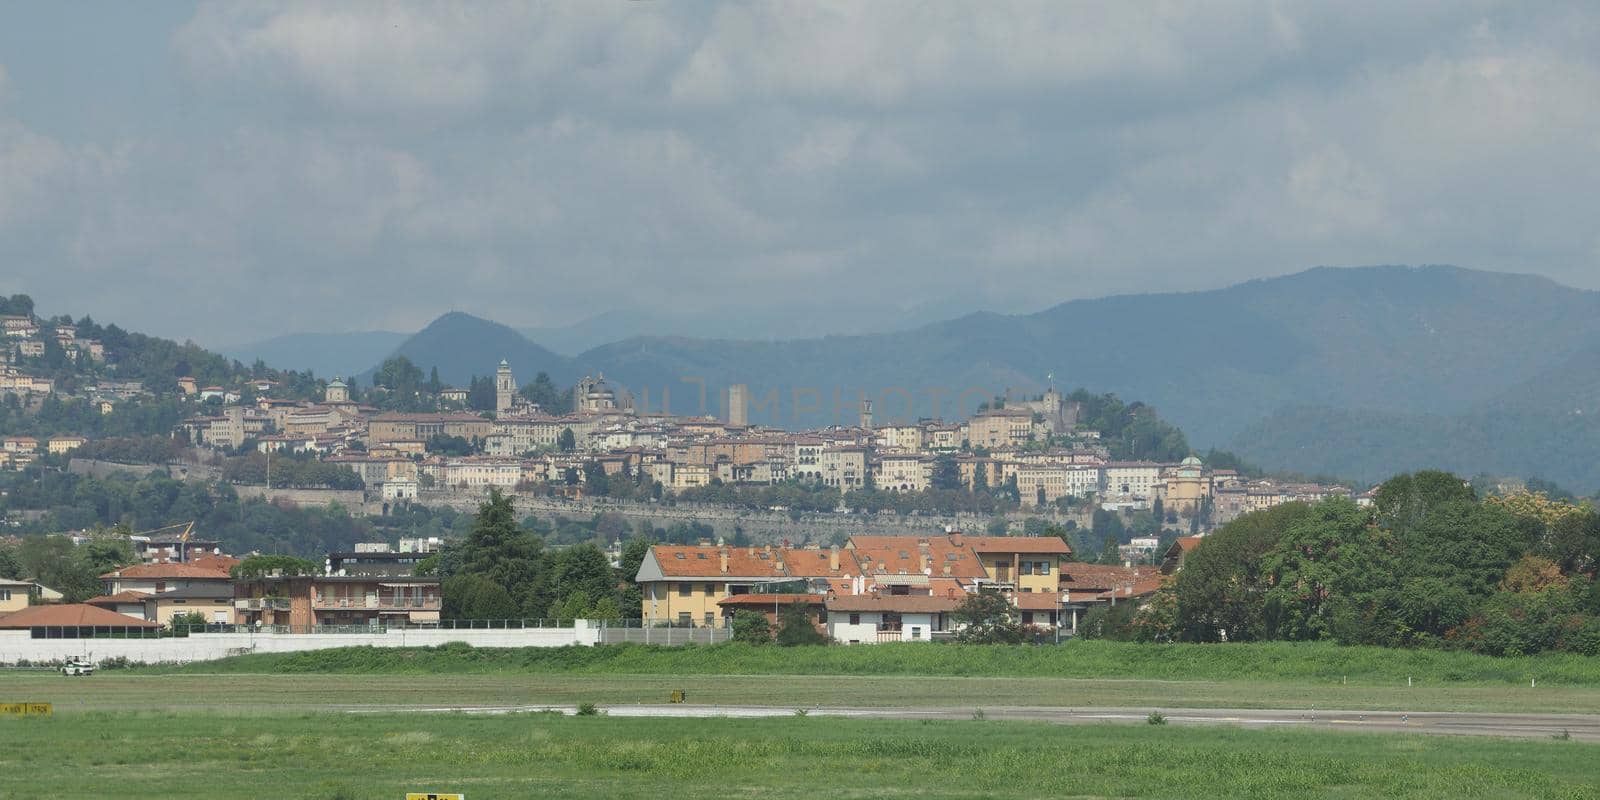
1013;592;1064;611
99;563;232;581
965;536;1072;555
84;591;152;606
825;593;964;613
0;604;159;628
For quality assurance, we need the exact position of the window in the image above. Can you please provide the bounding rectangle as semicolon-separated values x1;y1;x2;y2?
910;626;922;640
703;612;715;627
678;583;692;597
1036;561;1051;575
1022;612;1034;625
0;590;9;601
677;612;691;626
848;613;861;625
704;583;717;595
1020;561;1033;575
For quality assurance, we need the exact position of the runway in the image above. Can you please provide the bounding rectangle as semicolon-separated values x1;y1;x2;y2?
351;702;1600;741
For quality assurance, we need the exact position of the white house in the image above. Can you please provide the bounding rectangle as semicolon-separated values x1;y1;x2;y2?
824;593;963;644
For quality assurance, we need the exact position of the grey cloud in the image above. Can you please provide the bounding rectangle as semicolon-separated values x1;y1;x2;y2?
0;2;1596;346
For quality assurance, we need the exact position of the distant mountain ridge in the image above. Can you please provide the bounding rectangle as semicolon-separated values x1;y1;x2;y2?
357;265;1600;491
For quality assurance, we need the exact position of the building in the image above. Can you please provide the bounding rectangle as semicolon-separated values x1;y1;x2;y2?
0;604;160;636
495;360;516;416
234;574;442;629
726;383;749;427
824;592;963;644
635;544;799;628
1161;536;1204;574
45;436;87;455
966;535;1072;595
966;407;1035;449
1163;455;1211;515
324;377;349;404
327;549;434;577
368;412;494;446
99;562;233;596
0;578;34;615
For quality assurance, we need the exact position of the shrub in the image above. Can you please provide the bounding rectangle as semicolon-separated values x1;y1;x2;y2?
1147;711;1167;725
730;610;772;644
575;702;601;716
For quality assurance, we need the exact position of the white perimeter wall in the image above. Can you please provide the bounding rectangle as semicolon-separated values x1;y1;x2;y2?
0;624;602;665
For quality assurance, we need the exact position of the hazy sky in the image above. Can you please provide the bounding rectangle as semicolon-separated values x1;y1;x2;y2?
1;2;1597;344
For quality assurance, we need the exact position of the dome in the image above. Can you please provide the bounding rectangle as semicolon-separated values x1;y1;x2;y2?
1181;455;1203;467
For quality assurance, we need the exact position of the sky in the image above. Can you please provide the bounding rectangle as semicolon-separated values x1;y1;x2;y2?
1;1;1598;346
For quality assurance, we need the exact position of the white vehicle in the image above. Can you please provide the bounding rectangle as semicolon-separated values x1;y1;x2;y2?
60;658;94;677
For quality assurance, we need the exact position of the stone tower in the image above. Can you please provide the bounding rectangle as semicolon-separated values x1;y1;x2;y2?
495;359;515;415
325;377;348;404
727;383;749;427
860;397;874;429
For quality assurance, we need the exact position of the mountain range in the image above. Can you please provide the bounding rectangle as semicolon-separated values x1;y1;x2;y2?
226;266;1600;491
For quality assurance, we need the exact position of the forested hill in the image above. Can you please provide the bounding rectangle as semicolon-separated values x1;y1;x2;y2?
0;293;322;439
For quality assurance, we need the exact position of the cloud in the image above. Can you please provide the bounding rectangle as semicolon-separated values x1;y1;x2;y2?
0;2;1596;344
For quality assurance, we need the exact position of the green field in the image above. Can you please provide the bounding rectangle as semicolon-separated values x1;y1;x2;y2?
149;640;1600;685
5;670;1597;715
82;640;1596;715
2;711;1597;799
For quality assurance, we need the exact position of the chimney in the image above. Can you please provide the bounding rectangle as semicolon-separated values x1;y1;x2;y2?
719;548;729;574
942;565;951;576
829;545;840;571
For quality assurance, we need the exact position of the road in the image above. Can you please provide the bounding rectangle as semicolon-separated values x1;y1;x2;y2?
351;702;1600;741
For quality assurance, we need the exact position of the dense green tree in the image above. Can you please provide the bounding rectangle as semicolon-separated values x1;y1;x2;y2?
519;372;572;414
441;574;520;620
930;453;961;490
1175;502;1313;642
1261;498;1394;641
551;543;617;611
557;427;577;452
730;610;772;644
447;488;552;616
617;538;654;618
953;590;1025;644
775;602;827;646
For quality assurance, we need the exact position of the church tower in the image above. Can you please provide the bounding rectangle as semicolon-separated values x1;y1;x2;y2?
495;359;515;415
325;377;348;404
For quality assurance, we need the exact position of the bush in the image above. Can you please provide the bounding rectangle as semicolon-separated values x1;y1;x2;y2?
730;610;772;644
575;702;601;716
775;603;827;647
1147;711;1167;725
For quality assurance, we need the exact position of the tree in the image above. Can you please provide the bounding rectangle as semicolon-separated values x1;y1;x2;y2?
1262;498;1394;641
520;372;571;414
442;573;520;620
775;602;827;646
953;590;1026;643
617;537;654;618
731;610;772;644
232;554;320;578
168;610;210;635
551;543;617;610
0;545;21;580
449;488;552;616
582;460;610;496
1174;502;1312;642
557;427;577;452
930;453;961;490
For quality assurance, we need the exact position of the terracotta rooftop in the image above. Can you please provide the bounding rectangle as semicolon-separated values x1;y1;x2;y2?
964;536;1072;555
84;591;152;605
0;604;160;628
825;593;964;613
100;563;233;581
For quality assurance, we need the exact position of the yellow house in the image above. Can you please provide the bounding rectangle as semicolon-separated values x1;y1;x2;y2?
965;536;1072;595
0;579;33;615
635;545;791;628
142;584;237;626
47;436;87;455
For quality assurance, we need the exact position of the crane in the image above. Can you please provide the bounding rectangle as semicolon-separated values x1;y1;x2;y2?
130;521;196;563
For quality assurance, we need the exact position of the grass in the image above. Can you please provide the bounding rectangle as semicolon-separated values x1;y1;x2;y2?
1;711;1596;799
5;670;1597;715
144;639;1600;686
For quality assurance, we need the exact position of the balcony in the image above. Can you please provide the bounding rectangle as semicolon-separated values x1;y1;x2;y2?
312;595;441;611
234;597;291;611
